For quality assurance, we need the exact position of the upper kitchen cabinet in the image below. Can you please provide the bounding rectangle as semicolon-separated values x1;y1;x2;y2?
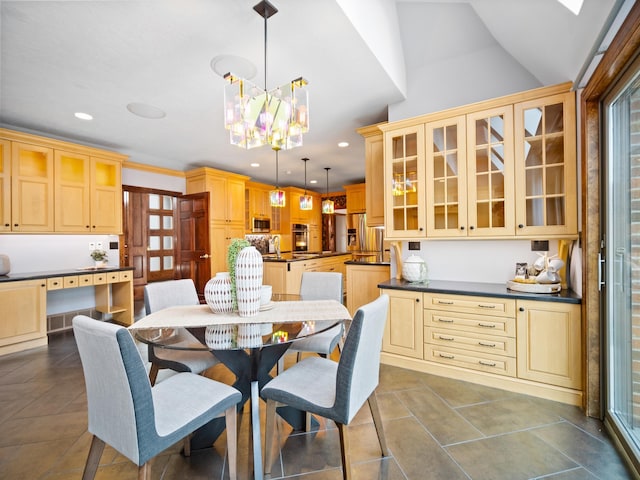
0;140;11;232
245;181;273;232
0;128;126;234
358;123;385;227
380;82;577;240
383;125;426;239
11;142;54;232
54;151;122;233
185;167;249;275
344;183;366;214
514;92;577;237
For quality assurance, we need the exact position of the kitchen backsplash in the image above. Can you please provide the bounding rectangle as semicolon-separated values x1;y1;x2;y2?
245;234;270;254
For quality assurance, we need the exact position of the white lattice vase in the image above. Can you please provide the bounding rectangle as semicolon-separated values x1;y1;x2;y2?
235;246;263;317
204;272;234;314
205;324;234;349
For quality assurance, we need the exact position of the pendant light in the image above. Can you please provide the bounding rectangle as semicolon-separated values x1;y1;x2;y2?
270;147;286;207
300;157;313;210
322;167;335;214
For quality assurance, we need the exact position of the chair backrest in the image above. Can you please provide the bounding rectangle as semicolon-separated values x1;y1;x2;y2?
299;271;343;303
144;278;200;314
333;294;389;424
72;315;158;465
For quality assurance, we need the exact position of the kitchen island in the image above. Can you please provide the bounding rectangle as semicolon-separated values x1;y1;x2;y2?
378;278;583;406
345;259;390;315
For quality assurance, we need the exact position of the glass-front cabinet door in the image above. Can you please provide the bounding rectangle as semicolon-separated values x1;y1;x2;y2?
466;107;514;237
514;92;577;237
384;125;425;238
425;116;467;237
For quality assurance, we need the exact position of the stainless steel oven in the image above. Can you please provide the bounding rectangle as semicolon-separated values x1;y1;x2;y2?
252;217;271;233
291;223;308;252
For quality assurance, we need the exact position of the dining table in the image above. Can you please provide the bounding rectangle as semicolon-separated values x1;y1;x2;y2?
129;296;351;480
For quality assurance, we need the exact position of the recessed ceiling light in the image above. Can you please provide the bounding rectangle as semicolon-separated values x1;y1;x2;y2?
310;180;317;184
210;55;257;80
251;163;260;167
74;112;93;120
126;103;166;119
338;141;349;148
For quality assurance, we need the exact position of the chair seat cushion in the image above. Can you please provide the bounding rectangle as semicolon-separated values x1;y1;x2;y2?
288;325;343;354
261;356;338;415
152;373;241;437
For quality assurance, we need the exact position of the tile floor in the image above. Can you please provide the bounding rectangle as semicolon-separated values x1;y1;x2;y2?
0;328;634;480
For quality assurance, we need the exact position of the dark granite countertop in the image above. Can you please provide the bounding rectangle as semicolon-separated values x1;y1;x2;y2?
262;251;352;263
378;278;581;304
0;266;134;283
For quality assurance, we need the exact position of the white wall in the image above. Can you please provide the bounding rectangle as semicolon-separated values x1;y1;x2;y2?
122;167;186;193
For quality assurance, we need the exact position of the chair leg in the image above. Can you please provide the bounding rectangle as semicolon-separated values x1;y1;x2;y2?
81;435;105;480
183;433;191;457
264;398;277;476
138;462;151;480
337;423;353;480
367;393;390;457
225;405;238;480
148;363;159;386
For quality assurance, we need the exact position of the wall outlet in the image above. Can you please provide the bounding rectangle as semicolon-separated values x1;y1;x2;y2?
88;242;96;250
408;241;421;250
96;241;103;250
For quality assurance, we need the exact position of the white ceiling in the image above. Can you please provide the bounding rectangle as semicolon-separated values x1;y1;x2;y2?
0;0;619;192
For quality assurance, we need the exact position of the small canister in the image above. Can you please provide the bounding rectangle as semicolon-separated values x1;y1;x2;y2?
0;255;10;275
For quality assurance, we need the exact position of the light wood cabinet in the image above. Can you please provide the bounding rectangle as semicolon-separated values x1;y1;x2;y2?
381;288;423;358
186;167;249;276
0;140;10;232
263;254;350;296
516;299;582;389
11;142;54;232
358;123;385;227
308;224;321;252
344;183;366;214
346;263;389;316
0;279;47;354
384;125;426;239
55;151;122;233
380;82;577;240
514;91;577;237
245;181;273;232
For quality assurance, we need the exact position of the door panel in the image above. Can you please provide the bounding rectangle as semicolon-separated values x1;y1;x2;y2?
178;193;210;300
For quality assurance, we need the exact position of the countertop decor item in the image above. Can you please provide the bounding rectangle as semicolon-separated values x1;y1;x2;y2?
90;249;108;268
227;238;251;311
402;254;427;283
205;272;234;313
0;254;10;275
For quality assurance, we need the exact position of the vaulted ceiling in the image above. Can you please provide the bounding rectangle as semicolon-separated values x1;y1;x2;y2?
0;0;618;192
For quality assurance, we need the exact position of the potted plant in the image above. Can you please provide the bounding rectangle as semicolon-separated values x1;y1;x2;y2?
90;249;108;268
226;238;250;310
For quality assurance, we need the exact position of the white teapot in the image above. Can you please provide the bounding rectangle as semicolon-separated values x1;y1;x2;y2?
402;255;428;283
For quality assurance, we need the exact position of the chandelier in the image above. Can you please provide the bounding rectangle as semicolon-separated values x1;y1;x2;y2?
322;167;335;214
223;0;309;150
300;158;313;210
270;147;286;207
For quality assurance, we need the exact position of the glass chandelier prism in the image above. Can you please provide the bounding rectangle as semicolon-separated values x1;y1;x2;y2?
223;0;309;150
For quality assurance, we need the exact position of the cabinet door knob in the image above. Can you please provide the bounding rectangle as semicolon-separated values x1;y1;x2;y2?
4;223;9;227
518;224;524;229
519;307;525;312
460;226;465;230
415;298;420;303
469;226;475;230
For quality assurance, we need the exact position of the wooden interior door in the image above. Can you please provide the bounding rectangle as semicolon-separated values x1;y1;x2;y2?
122;189;148;300
178;192;210;300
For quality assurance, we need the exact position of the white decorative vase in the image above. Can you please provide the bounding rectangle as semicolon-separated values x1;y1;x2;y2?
235;246;263;317
402;255;428;283
94;260;106;268
205;324;234;349
205;272;234;313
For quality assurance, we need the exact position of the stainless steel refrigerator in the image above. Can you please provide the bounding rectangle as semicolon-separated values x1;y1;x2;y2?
346;213;385;259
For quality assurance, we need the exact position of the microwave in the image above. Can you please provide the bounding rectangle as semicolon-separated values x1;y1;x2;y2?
252;217;271;233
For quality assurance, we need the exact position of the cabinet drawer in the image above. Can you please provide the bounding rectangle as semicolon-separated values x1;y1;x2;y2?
106;272;120;283
119;271;132;281
424;293;515;317
78;274;94;286
425;309;516;337
425;344;516;377
426;327;516;357
63;276;79;288
47;277;64;290
93;273;107;284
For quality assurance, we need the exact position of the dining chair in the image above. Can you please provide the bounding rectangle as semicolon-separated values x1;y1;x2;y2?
143;279;219;385
262;294;390;480
283;272;344;366
72;315;242;480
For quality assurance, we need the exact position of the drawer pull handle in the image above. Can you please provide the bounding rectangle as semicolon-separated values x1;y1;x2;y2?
439;353;455;359
478;342;496;348
438;336;455;341
477;323;496;328
437;301;454;305
437;318;454;323
477;304;496;309
479;360;497;367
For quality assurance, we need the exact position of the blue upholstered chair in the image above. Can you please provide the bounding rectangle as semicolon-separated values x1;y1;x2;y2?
143;279;219;385
73;315;242;480
262;294;391;480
